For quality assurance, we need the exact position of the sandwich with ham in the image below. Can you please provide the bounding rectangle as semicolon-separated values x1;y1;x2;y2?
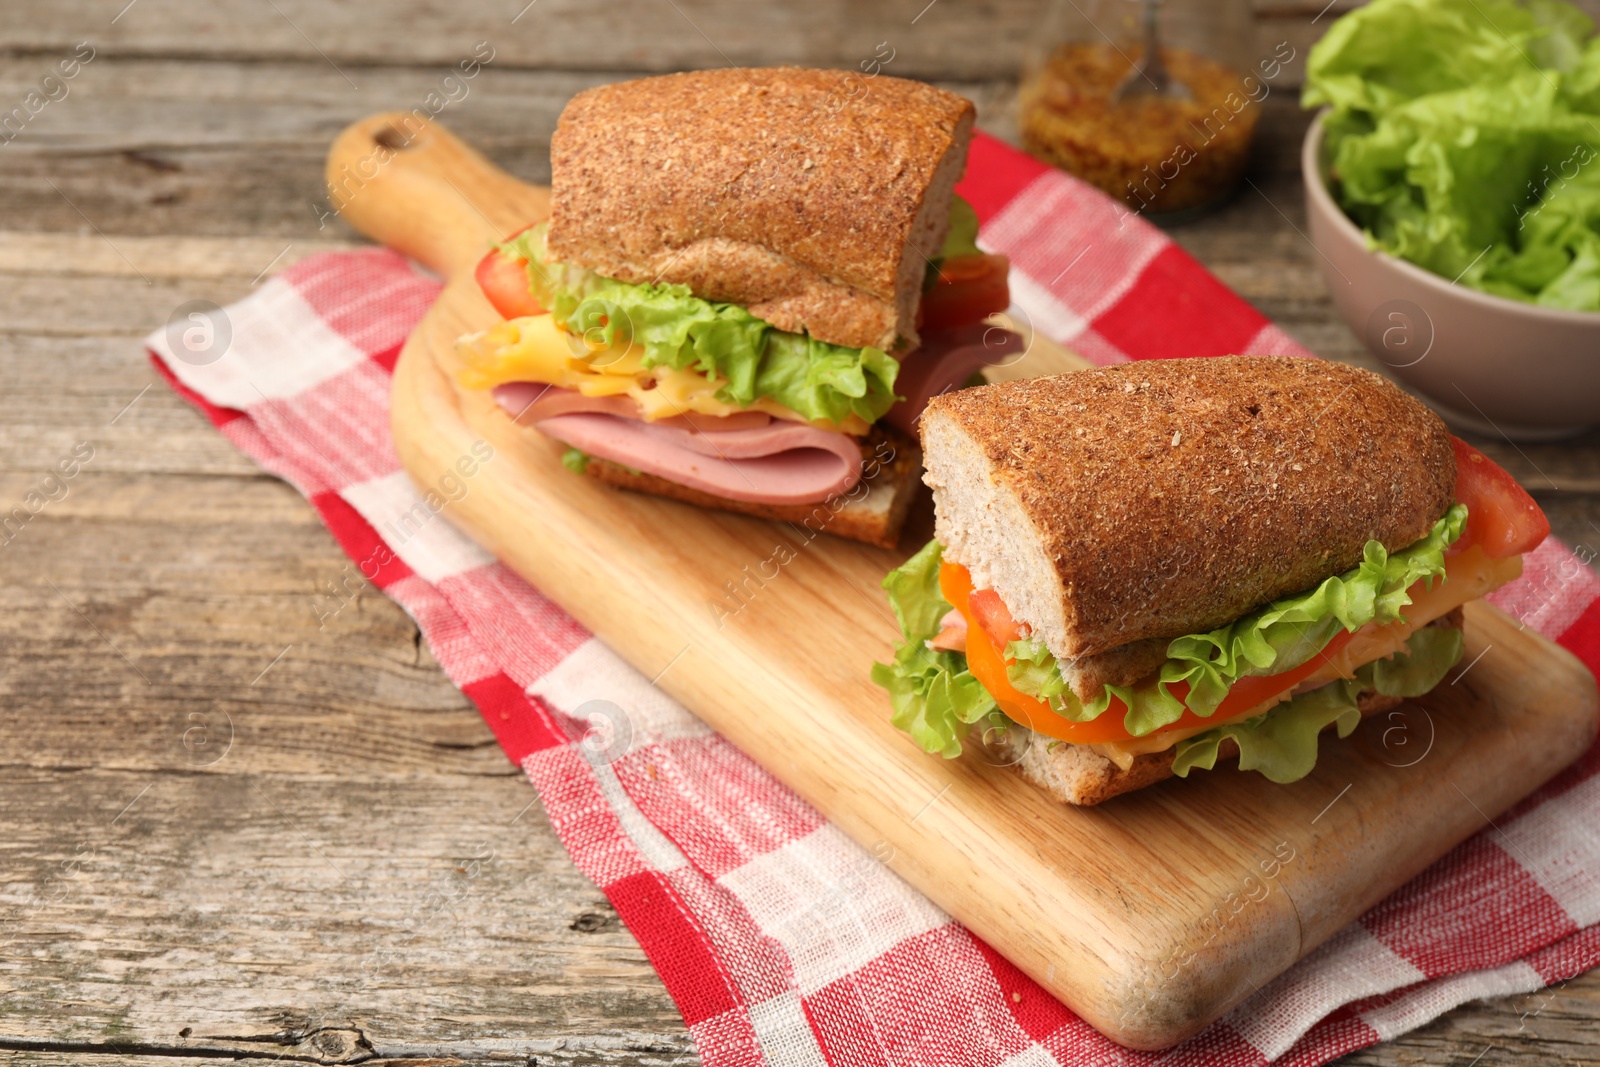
456;67;1019;547
874;356;1551;805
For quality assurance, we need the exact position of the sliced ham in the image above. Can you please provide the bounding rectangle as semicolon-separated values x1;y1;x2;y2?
493;382;640;424
491;382;774;432
928;607;968;653
487;321;1019;507
491;384;862;505
884;322;1025;436
536;412;862;505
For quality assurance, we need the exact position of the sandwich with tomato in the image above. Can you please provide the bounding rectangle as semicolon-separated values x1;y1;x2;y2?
457;67;1018;547
874;356;1549;804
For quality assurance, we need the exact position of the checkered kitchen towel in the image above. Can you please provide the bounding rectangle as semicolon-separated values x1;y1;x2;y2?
147;132;1600;1066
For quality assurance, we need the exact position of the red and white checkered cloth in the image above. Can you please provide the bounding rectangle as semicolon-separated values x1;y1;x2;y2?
147;132;1600;1066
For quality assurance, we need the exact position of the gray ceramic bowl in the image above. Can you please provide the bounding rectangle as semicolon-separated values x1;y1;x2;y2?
1303;111;1600;440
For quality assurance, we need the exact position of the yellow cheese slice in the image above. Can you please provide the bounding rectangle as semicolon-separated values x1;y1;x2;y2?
1087;546;1523;771
455;314;868;434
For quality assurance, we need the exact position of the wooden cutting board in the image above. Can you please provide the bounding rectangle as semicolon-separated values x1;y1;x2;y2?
328;111;1600;1050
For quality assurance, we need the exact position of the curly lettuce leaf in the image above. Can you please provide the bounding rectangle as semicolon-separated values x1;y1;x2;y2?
1304;0;1600;311
1004;637;1188;726
1303;0;1588;115
755;332;902;427
871;540;996;759
500;224;899;426
1004;639;1072;710
881;538;951;639
1003;505;1466;737
1159;505;1466;717
1530;0;1599;70
1172;679;1365;784
1328;76;1600;299
1171;621;1464;783
1363;621;1465;697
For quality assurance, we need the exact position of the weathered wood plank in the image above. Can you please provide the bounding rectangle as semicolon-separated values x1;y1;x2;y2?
3;0;1367;82
1;1050;694;1067
0;772;693;1063
0;60;608;155
0;59;1021;155
0;58;1016;236
1341;973;1600;1067
9;0;1036;78
0;232;360;279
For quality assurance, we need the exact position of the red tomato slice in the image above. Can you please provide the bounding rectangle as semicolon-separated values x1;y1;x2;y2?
475;225;545;320
921;253;1011;331
968;587;1023;648
1451;437;1549;559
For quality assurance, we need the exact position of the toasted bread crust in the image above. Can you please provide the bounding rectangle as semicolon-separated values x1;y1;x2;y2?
580;425;922;549
923;357;1457;660
1013;609;1465;805
545;68;975;352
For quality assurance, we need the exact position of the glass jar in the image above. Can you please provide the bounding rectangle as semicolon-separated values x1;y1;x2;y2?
1019;0;1269;219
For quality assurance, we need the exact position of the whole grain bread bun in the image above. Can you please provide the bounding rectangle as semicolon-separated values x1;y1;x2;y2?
581;425;922;549
545;68;975;353
921;357;1456;663
1007;608;1466;805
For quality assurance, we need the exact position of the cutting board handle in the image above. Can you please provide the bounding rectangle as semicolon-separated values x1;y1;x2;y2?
324;111;551;281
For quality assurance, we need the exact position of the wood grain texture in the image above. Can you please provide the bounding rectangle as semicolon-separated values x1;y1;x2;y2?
366;111;1599;1049
0;773;693;1064
6;0;1419;82
4;3;1600;1063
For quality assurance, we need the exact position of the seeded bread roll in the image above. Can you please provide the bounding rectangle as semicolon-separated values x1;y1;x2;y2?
921;356;1456;663
545;68;975;353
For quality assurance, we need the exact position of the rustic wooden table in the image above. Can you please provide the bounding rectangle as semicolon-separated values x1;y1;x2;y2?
4;2;1598;1065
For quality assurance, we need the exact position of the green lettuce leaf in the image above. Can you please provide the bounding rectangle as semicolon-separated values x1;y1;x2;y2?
1004;505;1466;737
499;224;899;426
560;448;589;475
1303;0;1588;115
871;540;997;759
1364;622;1465;696
1529;0;1597;71
925;195;983;290
1304;0;1600;311
1172;679;1365;784
755;332;903;427
1004;638;1072;710
1003;636;1189;726
941;195;982;260
881;538;952;639
1157;505;1466;717
1171;621;1465;783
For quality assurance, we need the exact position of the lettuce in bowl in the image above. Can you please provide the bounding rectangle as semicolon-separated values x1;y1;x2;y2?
1305;0;1600;311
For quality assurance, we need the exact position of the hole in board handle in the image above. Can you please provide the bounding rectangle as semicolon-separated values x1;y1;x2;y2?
373;124;417;151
